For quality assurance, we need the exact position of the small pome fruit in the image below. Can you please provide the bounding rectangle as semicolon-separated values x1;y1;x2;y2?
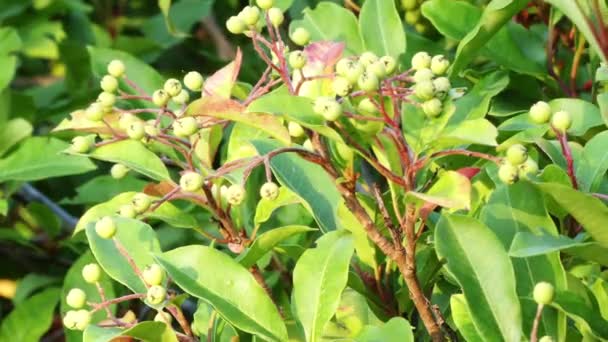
401;0;418;10
147;285;167;305
358;71;379;92
172;89;190;105
533;282;555;305
240;6;260;26
332;77;351;97
85;102;104;121
359;51;378;66
174;117;198;137
143;263;165;286
62;310;77;330
184;71;203;91
519;158;539;179
70;136;93;154
164;78;182;97
539;336;554;342
227;184;246;205
430;55;450;75
422;98;443;118
288;51;307;70
498;163;519;185
291;27;311;46
180;172;203;192
414;80;435;100
96;216;117;239
413;68;434;83
314;98;342;121
551;110;572;133
288;121;305;137
107;60;125;78
98;92;116;108
82;263;102;284
433;77;451;96
127;121;145;140
260;182;280;200
100;75;118;93
154;311;173;324
380;56;397;75
111;163;129;179
404;9;421;25
529;101;552;124
257;0;273;10
367;61;386;79
66;288;87;309
336;58;363;84
358;98;378;115
303;139;313;150
226;16;246;34
118;204;137;218
132;193;152;213
506;144;528;166
268;8;284;27
411;51;431;71
63;310;91;331
145;122;160;137
152;89;170;107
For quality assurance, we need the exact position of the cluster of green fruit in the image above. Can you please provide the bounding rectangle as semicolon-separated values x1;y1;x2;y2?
528;100;572;133
401;0;432;35
411;51;451;118
62;263;102;331
533;282;556;342
498;144;538;185
226;0;284;35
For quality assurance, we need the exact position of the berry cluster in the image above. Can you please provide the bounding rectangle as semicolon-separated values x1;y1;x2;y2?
411;52;451;118
62;263;102;331
529;101;572;132
400;0;432;35
498;144;538;184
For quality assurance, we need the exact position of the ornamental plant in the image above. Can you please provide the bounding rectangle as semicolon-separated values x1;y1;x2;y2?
2;0;608;341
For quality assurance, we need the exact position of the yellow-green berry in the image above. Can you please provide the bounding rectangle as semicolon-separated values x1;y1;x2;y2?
268;8;284;27
519;158;539;179
414;80;435;100
260;181;279;200
143;263;165;286
288;121;305;137
118;204;137;218
227;184;246;205
257;0;273;10
95;216;116;239
411;51;431;70
291;27;311;46
127;121;145;140
239;6;261;26
430;55;450;75
154;311;173;324
422;98;443;118
551;110;572;133
184;71;203;91
152;89;170;107
289;51;307;70
359;51;378;66
506;144;528;166
226;16;246;34
66;288;87;309
358;71;379;92
107;60;126;78
85;102;104;121
533;282;555;305
498;163;519;185
146;285;167;305
173;117;198;137
98;92;116;108
433;77;451;96
332;76;351;97
529;101;552;124
379;56;397;75
132;193;152;214
111;163;129;179
413;68;434;83
100;75;119;93
172;89;190;105
164;78;182;97
71;136;93;154
82;263;102;284
180;172;203;192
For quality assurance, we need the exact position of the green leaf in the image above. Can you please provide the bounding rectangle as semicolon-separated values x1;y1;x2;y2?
434;118;498;148
598;92;608;128
355;317;414;342
122;321;179;342
83;326;122;342
358;0;405;58
293;230;354;342
254;187;301;225
435;214;521;341
509;232;588;257
252;139;341;232
0;118;33;157
13;274;58;305
543;0;607;64
237;225;315;268
536;182;608;247
75;192;197;234
575;131;608;192
552;290;608;339
158;0;188;38
142;0;212;48
61;251;116;342
337;201;377;270
61;175;148;205
0;27;22;55
0;287;60;341
187;97;290;145
0;137;96;182
0;55;16;91
408;170;471;210
451;0;529;75
156;245;288;341
449;70;510;124
548;98;603;136
86;217;162;293
87;140;171;181
450;294;484;341
290;2;364;55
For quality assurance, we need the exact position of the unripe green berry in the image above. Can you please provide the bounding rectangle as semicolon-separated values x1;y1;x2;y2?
226;16;246;34
529;101;552;124
519;158;539;179
430;55;450;75
367;61;386;78
303;139;313;150
336;58;363;84
414;80;435;100
359;52;378;67
118;204;137;218
268;8;284;27
401;0;418;10
257;0;273;10
405;9;421;25
85;103;104;121
82;263;102;284
332;77;351;97
118;113;137;130
551;110;572;133
155;311;173;324
260;182;279;200
63;310;78;330
183;71;204;91
414;23;429;34
291;27;311;46
314;98;342;121
127;121;145;140
172;89;190;105
164;78;182;97
146;285;167;305
152;89;170;107
111;163;129;179
173;117;198;137
413;68;434;83
358;71;379;92
96;216;116;239
100;75;119;93
107;60;126;78
422;98;443;118
240;6;261;26
71;136;93;154
73;310;91;330
144;122;160;137
411;51;431;71
289;51;307;70
432;77;451;96
506;144;528;166
132;193;152;214
539;336;554;342
143;263;165;286
498;163;519;185
66;288;87;309
358;98;378;115
98;92;116;108
533;282;555;305
180;172;203;192
288;121;305;137
227;184;246;205
379;56;397;75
